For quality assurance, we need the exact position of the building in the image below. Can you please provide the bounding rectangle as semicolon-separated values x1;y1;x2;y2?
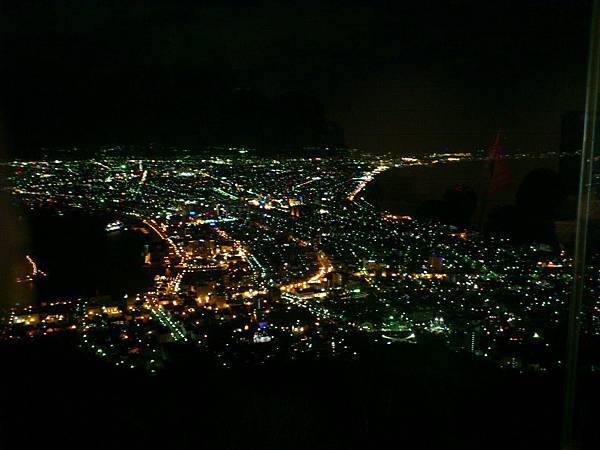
428;255;444;272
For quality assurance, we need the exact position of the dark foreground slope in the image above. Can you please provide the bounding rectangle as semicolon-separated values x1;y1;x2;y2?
0;335;598;450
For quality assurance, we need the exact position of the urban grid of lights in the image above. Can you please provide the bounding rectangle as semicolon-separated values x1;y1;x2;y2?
2;148;598;373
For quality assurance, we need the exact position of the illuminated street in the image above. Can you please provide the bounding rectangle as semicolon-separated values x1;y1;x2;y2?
2;150;597;373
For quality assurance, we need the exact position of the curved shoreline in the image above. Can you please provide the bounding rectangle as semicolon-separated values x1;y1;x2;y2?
366;156;559;217
21;211;155;302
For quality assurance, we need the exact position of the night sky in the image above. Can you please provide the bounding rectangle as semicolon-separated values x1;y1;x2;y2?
0;0;592;156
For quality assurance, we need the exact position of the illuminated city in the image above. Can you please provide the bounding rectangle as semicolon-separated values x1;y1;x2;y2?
2;1;600;448
2;150;598;375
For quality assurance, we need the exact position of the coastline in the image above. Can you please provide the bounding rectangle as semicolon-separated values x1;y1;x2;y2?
366;157;560;220
15;210;155;304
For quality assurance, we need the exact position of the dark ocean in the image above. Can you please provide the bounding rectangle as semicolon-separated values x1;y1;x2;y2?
13;210;153;304
366;157;561;219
